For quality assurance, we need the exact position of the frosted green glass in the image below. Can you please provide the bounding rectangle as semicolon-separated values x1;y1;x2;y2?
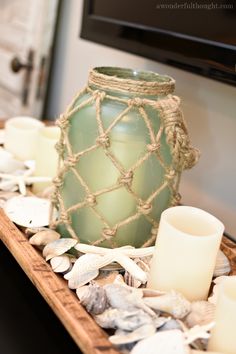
59;67;174;247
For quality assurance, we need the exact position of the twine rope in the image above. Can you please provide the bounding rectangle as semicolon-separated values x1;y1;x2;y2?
51;69;200;247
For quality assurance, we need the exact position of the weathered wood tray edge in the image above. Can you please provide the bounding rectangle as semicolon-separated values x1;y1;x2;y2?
0;209;120;354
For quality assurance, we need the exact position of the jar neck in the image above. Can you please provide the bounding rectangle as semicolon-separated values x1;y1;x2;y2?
88;67;175;98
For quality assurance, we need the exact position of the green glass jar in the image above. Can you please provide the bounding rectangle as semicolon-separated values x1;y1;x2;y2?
54;67;198;248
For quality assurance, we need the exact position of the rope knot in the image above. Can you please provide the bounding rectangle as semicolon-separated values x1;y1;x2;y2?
171;192;181;205
85;194;97;207
93;90;106;101
102;227;117;240
55;141;64;155
96;134;110;148
65;156;78;168
137;201;152;215
128;97;143;107
147;143;160;153
53;176;64;188
50;191;58;205
118;170;133;187
56;114;69;130
165;169;176;181
60;211;71;224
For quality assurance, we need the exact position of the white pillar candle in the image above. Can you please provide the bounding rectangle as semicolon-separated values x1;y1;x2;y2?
208;276;236;354
4;117;44;160
32;126;60;194
147;206;224;301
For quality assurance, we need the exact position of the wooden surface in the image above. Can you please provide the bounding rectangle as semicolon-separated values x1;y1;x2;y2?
0;208;120;354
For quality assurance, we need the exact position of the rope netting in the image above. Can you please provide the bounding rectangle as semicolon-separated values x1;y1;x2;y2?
50;68;200;248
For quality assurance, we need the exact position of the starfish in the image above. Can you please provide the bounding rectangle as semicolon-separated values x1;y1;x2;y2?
64;243;155;288
0;163;52;195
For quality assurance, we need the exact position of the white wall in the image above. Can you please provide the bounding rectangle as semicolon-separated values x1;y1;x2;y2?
47;0;236;238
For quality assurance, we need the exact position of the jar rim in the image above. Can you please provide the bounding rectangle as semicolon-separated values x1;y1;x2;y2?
88;66;175;96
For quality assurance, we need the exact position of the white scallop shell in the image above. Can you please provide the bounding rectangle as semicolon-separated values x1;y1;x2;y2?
4;196;52;227
29;229;60;246
0;191;20;208
64;253;101;289
109;323;156;345
213;250;231;277
185;301;215;328
42;238;77;261
50;255;72;273
131;329;189;354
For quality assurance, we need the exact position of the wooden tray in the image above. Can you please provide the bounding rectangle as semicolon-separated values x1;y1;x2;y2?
0;208;235;354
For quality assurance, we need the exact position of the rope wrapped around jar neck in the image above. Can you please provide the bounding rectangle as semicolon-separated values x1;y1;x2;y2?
88;67;175;96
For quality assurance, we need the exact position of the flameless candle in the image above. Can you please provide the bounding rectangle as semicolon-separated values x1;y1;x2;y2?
147;206;224;301
33;126;60;194
4;117;44;160
208;277;236;354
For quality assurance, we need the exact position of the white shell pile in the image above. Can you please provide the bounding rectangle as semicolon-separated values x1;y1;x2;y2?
26;226;233;354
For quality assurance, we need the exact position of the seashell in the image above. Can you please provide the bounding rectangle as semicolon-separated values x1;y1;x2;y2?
104;284;156;317
185;301;215;328
113;274;126;285
4;196;52;227
25;226;49;236
124;271;142;288
213;250;231;277
0;148;24;173
113;253;147;283
75;243;151;283
78;283;108;315
184;322;214;345
109;323;156;345
74;243;154;258
29;229;60;246
50;255;72;273
124;258;150;288
71;268;99;288
42;238;77;261
158;319;184;332
208;275;230;304
0;191;20;208
154;316;171;329
64;253;102;289
94;308;153;331
131;329;189;354
76;286;89;300
143;290;191;319
142;288;166;297
92;270;120;287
